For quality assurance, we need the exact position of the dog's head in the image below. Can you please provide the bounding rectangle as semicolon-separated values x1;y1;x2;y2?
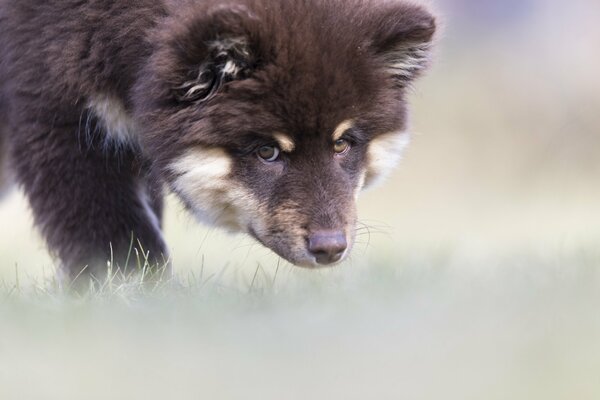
135;0;435;267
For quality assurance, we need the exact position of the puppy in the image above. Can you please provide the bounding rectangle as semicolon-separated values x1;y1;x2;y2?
0;0;436;279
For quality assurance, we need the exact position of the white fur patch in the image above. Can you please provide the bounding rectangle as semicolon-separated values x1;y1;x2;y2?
364;131;411;189
169;147;261;232
87;95;137;147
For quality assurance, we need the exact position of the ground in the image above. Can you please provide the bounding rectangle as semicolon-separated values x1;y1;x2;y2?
2;244;600;399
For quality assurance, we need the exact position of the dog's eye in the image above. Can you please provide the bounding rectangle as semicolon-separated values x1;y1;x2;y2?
257;145;281;162
334;139;351;155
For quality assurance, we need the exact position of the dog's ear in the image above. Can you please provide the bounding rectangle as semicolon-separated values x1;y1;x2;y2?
368;4;436;86
172;6;263;103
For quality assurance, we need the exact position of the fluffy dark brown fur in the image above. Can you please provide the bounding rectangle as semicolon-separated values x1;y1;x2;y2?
0;0;435;280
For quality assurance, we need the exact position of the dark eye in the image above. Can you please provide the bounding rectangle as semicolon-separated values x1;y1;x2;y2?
334;139;351;155
257;145;281;162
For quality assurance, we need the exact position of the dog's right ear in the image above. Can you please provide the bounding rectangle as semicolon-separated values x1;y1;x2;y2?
170;5;263;103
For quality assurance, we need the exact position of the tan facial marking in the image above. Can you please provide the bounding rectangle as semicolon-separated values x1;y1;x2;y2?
273;133;295;153
169;147;232;185
169;147;262;232
364;131;411;189
332;119;355;141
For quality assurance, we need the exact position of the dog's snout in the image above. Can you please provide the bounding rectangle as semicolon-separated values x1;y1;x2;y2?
307;230;348;265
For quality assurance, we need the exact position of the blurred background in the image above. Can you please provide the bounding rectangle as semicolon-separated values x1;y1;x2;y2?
2;2;600;399
1;0;599;281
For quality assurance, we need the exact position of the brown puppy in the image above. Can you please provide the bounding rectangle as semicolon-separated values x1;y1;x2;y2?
0;0;436;279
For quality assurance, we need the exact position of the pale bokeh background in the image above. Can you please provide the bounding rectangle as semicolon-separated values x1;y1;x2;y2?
1;1;600;399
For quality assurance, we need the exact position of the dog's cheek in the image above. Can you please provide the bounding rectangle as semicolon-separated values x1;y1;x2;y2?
363;131;411;189
168;147;264;232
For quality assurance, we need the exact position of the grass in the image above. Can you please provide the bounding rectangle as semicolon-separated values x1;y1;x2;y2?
2;248;600;400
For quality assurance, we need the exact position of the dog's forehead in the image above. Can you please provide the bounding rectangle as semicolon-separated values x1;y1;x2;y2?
274;62;372;123
208;41;402;146
234;70;379;140
234;38;375;130
214;78;399;151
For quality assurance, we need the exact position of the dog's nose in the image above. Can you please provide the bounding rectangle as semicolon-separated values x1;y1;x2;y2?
307;230;348;265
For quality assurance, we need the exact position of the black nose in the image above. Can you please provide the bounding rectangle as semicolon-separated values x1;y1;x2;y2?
307;230;348;265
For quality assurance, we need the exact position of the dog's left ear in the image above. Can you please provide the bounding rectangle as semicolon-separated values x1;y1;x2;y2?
368;4;436;86
171;5;264;103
